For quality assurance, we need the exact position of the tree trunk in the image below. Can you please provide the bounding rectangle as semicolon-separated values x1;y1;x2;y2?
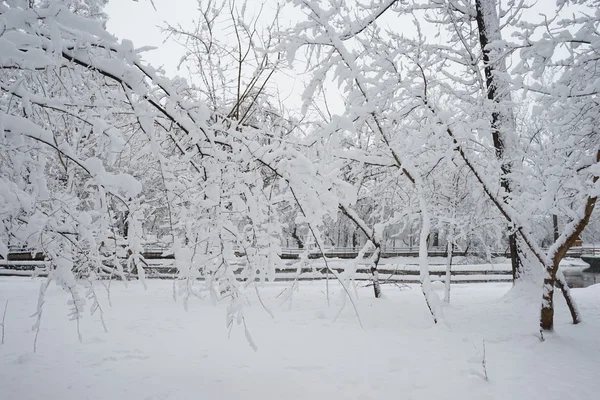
418;190;441;323
508;233;521;280
475;0;523;280
444;232;454;303
371;246;382;298
540;275;555;331
540;266;581;331
540;173;597;331
338;205;382;298
432;231;439;247
556;270;581;325
291;226;304;249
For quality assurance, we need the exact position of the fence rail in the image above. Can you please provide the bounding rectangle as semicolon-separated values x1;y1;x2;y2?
277;246;588;259
0;262;514;284
2;244;592;262
4;253;597;286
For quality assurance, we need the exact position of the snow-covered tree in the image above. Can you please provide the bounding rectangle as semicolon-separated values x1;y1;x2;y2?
3;0;597;340
0;0;355;344
281;0;599;331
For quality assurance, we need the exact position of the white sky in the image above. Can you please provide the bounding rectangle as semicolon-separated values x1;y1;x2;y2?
105;0;309;114
105;0;205;76
104;0;574;117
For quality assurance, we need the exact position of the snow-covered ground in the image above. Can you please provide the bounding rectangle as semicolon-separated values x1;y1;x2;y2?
1;277;599;400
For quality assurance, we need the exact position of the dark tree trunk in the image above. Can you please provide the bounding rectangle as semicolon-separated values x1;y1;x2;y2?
291;226;304;249
540;275;555;331
508;234;520;280
475;0;523;280
540;171;597;331
540;266;581;331
556;276;581;325
338;205;382;298
371;246;382;298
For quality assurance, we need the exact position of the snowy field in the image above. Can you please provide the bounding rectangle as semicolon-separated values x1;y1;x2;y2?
1;278;599;400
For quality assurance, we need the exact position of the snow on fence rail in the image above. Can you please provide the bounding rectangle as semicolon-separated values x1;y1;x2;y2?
279;246;586;259
0;251;514;283
3;244;587;261
0;263;513;283
1;244;590;284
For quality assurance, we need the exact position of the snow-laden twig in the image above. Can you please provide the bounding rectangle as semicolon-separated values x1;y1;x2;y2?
32;278;52;353
1;299;8;345
86;280;108;333
482;339;489;381
255;286;275;320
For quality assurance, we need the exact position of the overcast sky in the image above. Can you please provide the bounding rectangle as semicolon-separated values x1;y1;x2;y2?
104;0;570;117
105;0;201;76
105;0;309;114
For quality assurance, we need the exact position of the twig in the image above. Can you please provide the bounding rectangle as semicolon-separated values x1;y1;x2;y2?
1;299;8;344
255;286;275;320
33;278;52;353
482;339;489;381
362;281;411;290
